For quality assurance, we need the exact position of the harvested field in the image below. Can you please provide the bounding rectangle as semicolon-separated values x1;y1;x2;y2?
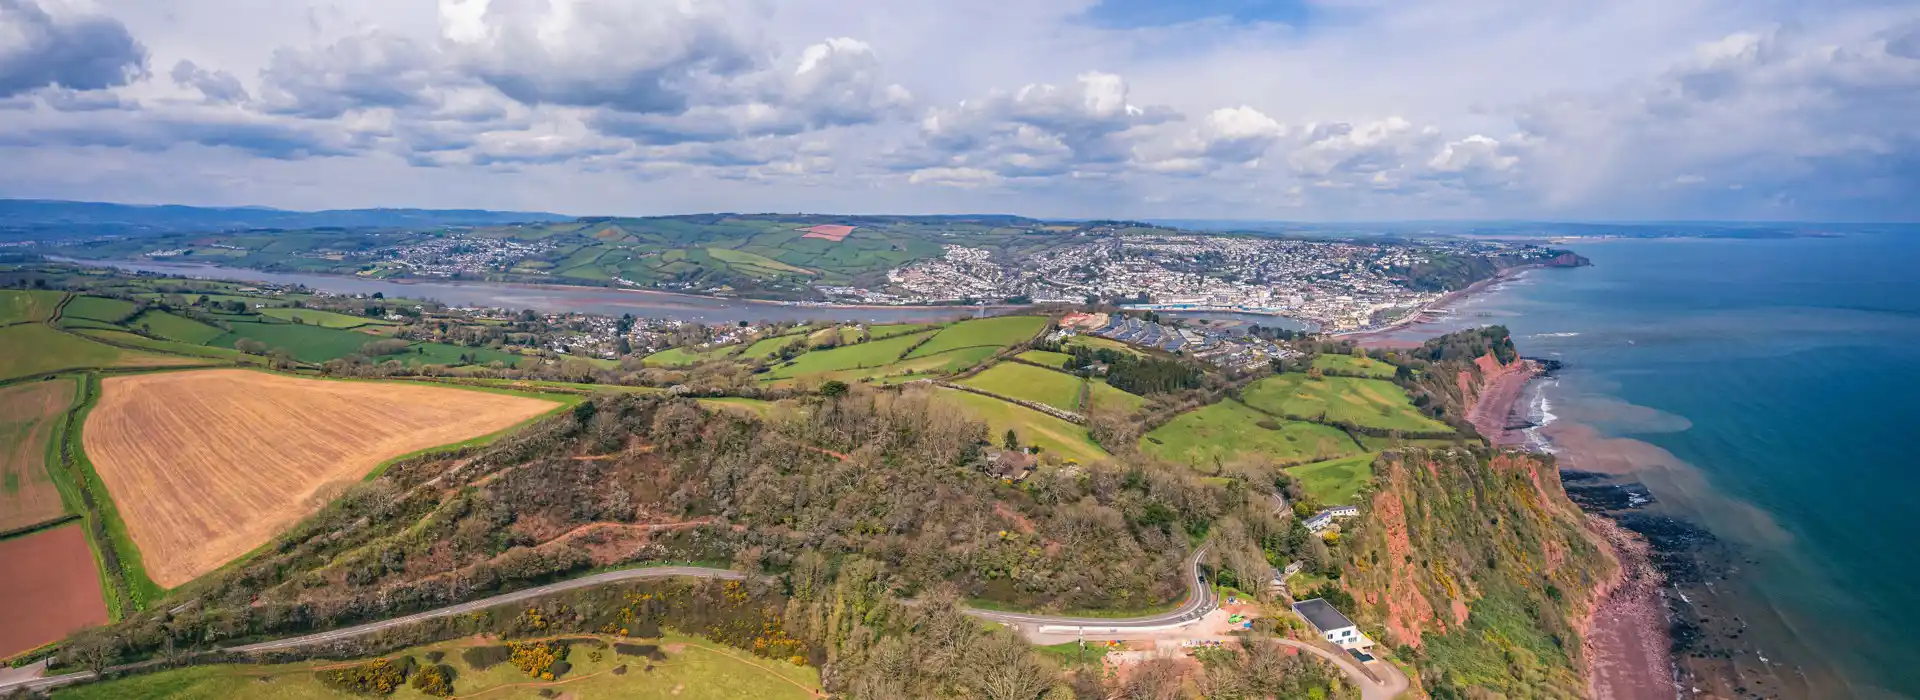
799;224;855;241
0;525;108;657
81;370;560;587
0;379;75;533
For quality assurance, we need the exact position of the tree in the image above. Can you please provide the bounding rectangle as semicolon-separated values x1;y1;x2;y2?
819;380;849;398
234;338;268;355
66;630;120;678
1306;367;1324;381
1003;429;1019;451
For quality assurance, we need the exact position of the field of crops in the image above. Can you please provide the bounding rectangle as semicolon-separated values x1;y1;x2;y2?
0;526;108;658
1240;374;1453;434
81;370;560;586
0;379;74;533
905;316;1046;359
935;388;1108;465
1140;400;1362;469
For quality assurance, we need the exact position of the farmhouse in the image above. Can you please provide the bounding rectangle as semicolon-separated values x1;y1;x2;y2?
1304;505;1360;532
1292;598;1375;652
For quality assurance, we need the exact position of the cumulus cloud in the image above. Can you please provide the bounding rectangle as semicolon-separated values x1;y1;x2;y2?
170;60;248;103
0;0;147;97
895;71;1179;180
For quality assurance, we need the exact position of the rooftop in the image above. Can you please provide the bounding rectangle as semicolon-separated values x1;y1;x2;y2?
1292;598;1357;632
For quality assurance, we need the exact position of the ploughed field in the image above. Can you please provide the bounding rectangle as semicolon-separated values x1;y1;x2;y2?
0;525;108;657
0;379;74;533
80;370;560;587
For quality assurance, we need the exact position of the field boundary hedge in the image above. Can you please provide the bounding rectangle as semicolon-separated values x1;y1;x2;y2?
47;372;164;620
935;380;1086;425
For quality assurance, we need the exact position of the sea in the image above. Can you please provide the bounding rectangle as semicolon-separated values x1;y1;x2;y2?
1369;231;1920;698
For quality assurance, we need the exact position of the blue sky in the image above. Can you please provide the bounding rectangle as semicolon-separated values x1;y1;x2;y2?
0;0;1915;221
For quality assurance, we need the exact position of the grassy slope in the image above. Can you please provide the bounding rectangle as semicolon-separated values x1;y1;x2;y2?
128;310;224;344
213;322;374;363
1286;453;1377;505
761;330;935;380
1241;373;1454;434
1140;400;1361;469
53;632;819;700
60;297;135;323
73;330;254;363
1015;349;1075;367
258;307;393;328
0;290;65;324
961;362;1083;412
905;316;1046;359
1313;353;1399;379
0;326;193;382
934;388;1108;465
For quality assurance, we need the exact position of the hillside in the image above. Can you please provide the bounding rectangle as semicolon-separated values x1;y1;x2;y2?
1338;448;1615;698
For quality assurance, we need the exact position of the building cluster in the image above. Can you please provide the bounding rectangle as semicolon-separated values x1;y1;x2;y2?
1057;312;1298;371
876;234;1518;330
340;235;562;277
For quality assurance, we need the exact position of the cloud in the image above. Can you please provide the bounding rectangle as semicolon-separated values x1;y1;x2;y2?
0;0;147;97
170;60;248;103
258;32;443;118
896;71;1180;180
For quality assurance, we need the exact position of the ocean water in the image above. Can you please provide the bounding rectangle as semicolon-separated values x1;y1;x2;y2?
1405;232;1920;697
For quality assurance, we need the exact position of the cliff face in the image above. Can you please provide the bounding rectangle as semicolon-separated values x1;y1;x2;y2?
1337;448;1617;698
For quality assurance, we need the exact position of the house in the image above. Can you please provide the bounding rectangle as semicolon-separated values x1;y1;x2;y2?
981;449;1036;482
1292;598;1374;652
1303;505;1360;533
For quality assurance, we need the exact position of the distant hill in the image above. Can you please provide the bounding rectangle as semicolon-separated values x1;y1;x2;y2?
0;199;571;240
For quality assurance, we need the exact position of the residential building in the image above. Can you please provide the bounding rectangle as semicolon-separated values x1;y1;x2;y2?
1292;598;1374;652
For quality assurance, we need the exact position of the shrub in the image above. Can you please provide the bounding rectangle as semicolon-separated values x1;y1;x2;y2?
508;641;570;679
316;657;411;695
409;664;457;697
461;645;512;671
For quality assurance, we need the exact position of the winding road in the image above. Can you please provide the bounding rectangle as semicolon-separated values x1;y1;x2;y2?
0;543;1401;698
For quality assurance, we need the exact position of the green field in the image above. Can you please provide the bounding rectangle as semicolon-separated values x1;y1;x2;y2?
401;342;523;367
75;329;253;362
1313;353;1399;379
128;310;224;344
642;342;743;367
53;632;820;700
1015;349;1075;367
762;330;936;380
1287;453;1379;505
1240;374;1454;434
1140;400;1361;469
961;362;1084;412
0;325;195;381
904;316;1047;359
698;397;777;417
867;322;939;339
60;296;136;323
258;307;392;328
1064;335;1145;357
0;290;65;324
807;326;863;347
213;322;375;363
1356;435;1466;451
935;388;1108;465
706;247;817;276
737;332;808;361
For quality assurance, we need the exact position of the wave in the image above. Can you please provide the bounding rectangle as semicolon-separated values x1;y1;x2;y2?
1531;331;1582;338
1522;379;1561;454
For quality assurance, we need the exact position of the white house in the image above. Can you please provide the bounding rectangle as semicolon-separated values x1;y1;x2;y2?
1303;505;1360;532
1292;598;1374;652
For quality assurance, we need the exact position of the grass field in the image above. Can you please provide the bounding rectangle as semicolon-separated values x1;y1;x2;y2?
60;296;135;323
697;397;777;417
1313;353;1399;379
0;379;75;533
0;526;108;658
258;307;392;328
403;342;523;367
867;322;939;339
0;290;65;324
0;325;201;381
1140;400;1362;469
73;330;253;362
808;326;862;347
81;370;560;587
642;341;744;367
1240;374;1454;434
737;332;806;360
762;330;936;379
1015;349;1075;368
213;321;377;363
960;362;1086;413
53;632;820;700
1286;453;1378;505
706;246;816;276
128;310;224;344
935;388;1108;465
1064;335;1144;357
904;316;1046;359
1356;435;1465;451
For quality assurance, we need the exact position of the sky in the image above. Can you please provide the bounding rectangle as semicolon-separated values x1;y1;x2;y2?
0;0;1916;221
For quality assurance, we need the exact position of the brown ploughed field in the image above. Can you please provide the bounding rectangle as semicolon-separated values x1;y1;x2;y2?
81;370;559;587
0;525;108;657
0;379;75;533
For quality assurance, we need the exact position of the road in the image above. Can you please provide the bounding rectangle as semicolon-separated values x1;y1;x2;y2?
0;550;1212;695
1274;639;1410;700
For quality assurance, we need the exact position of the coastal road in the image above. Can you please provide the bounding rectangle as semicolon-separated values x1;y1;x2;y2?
0;547;1217;694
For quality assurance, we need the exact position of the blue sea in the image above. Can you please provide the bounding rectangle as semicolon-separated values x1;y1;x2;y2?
1393;231;1920;698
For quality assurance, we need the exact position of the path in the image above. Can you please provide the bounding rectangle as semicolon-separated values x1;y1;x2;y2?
1273;638;1410;700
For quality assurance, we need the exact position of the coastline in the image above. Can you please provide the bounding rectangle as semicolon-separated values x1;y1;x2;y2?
1345;264;1535;347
